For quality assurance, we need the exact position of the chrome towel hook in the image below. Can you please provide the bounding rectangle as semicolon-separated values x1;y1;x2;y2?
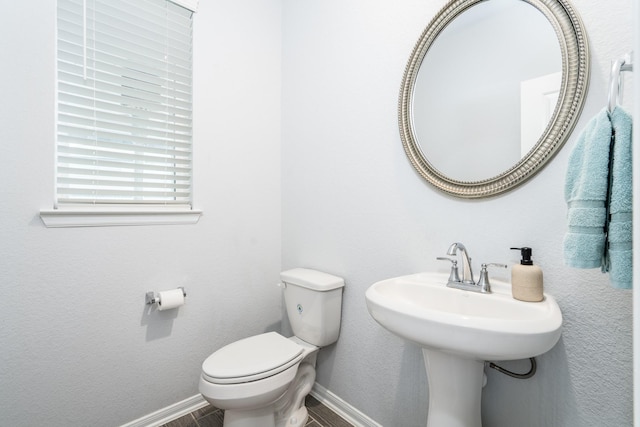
608;51;633;113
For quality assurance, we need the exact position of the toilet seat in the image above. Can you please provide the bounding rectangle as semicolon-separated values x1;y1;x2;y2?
202;332;304;385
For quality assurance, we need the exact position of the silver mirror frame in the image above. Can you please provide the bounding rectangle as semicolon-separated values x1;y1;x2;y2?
399;0;590;198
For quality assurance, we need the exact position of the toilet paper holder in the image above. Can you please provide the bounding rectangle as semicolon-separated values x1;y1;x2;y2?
146;287;187;305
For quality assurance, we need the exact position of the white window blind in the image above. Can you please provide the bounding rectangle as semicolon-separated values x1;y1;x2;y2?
56;0;193;207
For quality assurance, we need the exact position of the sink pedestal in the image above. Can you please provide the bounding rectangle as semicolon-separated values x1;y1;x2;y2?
422;349;484;427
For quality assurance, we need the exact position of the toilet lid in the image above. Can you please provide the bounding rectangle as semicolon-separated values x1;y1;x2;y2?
202;332;304;384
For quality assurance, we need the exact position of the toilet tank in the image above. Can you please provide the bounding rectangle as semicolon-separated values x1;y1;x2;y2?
280;268;344;347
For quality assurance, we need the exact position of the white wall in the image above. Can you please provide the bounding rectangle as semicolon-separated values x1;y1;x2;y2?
0;1;282;426
282;0;633;426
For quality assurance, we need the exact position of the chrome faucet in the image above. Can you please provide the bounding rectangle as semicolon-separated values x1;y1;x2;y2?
447;242;474;285
437;243;507;294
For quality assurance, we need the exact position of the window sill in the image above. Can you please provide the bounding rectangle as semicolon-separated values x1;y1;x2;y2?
39;207;202;228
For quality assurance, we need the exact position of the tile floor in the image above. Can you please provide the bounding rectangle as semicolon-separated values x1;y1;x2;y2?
159;395;354;427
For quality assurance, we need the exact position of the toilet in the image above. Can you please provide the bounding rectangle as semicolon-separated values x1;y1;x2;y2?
199;268;345;427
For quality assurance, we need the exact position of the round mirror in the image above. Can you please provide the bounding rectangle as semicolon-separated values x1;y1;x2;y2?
399;0;590;198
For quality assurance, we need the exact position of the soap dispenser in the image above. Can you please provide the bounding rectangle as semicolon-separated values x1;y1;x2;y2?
510;247;544;302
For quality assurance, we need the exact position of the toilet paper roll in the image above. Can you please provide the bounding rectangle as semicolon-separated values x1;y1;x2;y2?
157;289;185;311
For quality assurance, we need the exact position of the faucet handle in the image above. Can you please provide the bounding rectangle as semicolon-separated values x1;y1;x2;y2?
476;263;507;293
437;257;461;283
484;263;507;269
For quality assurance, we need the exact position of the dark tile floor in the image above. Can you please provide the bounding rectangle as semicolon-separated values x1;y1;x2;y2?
159;395;354;427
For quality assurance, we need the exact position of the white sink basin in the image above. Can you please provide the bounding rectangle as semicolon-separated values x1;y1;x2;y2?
366;272;563;426
365;272;563;361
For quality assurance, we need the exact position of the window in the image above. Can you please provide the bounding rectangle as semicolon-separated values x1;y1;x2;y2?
42;0;201;227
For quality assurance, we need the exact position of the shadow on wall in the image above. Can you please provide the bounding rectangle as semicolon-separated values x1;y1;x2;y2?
141;304;181;341
481;337;579;425
395;342;429;423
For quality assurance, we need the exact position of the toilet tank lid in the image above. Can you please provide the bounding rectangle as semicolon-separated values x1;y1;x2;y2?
280;268;344;291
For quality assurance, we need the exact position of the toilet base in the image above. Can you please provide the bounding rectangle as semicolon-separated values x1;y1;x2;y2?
220;361;316;427
222;405;309;427
224;407;276;427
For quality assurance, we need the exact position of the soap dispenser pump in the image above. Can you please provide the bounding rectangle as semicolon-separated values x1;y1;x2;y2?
510;247;544;302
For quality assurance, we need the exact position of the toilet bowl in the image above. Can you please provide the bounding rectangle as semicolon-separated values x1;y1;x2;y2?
199;333;318;427
199;268;344;427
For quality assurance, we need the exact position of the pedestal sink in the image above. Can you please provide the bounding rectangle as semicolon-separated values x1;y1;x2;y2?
365;272;562;427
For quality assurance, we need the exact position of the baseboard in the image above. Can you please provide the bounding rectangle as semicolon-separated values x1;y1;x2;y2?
120;383;381;427
119;394;209;427
310;383;383;427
